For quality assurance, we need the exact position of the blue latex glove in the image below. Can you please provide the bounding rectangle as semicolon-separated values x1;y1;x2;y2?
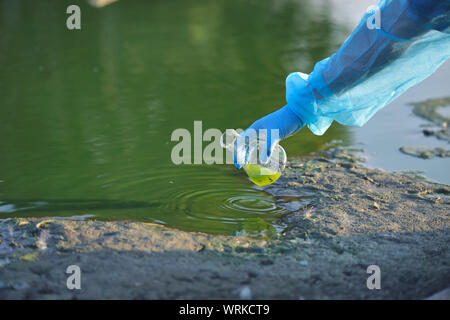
235;0;450;169
233;104;304;169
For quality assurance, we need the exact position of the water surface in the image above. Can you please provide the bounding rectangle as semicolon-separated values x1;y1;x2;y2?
0;0;448;237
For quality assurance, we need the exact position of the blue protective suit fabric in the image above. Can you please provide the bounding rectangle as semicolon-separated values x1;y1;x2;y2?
286;0;450;136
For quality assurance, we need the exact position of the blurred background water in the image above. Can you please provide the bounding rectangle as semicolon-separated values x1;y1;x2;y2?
0;0;448;237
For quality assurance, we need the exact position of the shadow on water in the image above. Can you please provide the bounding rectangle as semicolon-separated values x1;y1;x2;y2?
0;0;352;237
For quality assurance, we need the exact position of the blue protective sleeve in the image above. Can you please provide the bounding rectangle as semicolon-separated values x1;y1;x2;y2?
286;0;450;135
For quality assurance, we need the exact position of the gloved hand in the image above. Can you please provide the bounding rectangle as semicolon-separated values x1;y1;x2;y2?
233;104;304;169
286;0;450;136
234;0;450;170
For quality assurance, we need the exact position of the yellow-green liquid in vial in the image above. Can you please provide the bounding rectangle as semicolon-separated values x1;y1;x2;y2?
244;164;282;187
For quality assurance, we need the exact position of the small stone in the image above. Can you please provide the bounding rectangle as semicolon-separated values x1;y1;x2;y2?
20;252;38;262
259;259;274;266
339;163;355;169
421;151;433;159
9;240;21;248
239;286;252;300
0;258;11;267
299;260;308;266
17;220;29;226
248;271;258;278
286;181;302;188
11;282;30;290
104;232;120;236
373;202;380;210
36;220;56;229
279;201;304;211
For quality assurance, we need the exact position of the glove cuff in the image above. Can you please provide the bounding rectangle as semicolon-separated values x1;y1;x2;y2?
286;70;333;136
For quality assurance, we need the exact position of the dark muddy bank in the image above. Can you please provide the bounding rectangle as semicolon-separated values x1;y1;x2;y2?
0;148;449;299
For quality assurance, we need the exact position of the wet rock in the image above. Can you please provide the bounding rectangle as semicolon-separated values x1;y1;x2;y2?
104;232;120;237
411;97;450;125
279;201;304;211
0;257;10;267
11;282;30;290
9;240;22;248
259;259;274;266
339;163;356;169
17;220;29;227
411;97;450;142
299;260;308;266
20;252;38;262
36;220;56;229
235;246;264;254
286;181;302;188
247;271;258;278
426;287;450;300
239;286;252;300
399;146;450;159
372;202;381;210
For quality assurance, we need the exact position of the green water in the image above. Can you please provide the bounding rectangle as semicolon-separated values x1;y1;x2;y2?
0;0;352;237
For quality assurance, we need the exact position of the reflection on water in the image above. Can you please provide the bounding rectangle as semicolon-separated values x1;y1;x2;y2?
0;0;351;237
0;199;158;213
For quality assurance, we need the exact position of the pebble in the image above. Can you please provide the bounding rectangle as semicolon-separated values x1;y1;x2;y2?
286;181;302;188
239;286;252;300
373;202;380;210
299;260;308;266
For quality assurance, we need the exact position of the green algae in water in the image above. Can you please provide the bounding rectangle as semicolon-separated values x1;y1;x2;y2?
0;0;351;237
